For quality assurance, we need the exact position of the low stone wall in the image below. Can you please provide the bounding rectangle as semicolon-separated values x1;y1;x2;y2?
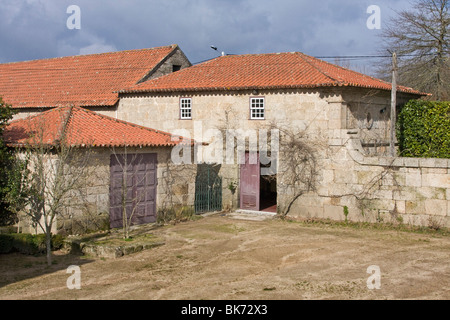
288;138;450;228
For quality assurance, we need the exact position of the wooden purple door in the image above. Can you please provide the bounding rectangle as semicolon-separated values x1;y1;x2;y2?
240;152;260;211
110;153;157;229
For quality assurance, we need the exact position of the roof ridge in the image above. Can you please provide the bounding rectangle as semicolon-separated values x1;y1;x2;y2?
0;45;178;66
135;44;180;84
301;53;423;93
7;105;72;125
296;52;340;84
119;50;426;96
71;105;186;141
304;53;395;86
57;106;75;144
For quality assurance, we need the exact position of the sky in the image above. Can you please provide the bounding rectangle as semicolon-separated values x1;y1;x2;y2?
0;0;413;74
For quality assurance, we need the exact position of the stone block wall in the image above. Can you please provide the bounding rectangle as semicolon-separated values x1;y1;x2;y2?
19;146;196;235
286;137;450;228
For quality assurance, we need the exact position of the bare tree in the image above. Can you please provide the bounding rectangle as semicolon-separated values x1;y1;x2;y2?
267;123;320;217
378;0;449;100
15;108;94;265
214;106;321;217
110;147;149;239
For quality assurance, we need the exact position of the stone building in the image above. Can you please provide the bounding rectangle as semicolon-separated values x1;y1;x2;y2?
111;51;449;228
1;44;191;120
4;106;196;234
2;45;448;228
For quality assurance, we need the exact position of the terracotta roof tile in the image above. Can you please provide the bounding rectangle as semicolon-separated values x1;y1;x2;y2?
0;45;178;109
123;52;426;96
4;106;191;148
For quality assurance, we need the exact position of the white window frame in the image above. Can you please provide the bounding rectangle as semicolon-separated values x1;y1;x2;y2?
250;97;265;120
180;98;192;120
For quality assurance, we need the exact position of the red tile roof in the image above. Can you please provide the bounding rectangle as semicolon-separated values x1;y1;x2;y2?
0;45;180;109
122;51;426;96
4;106;191;148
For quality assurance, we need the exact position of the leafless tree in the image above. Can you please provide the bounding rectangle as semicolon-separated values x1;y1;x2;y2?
215;106;321;217
266;122;321;217
378;0;449;100
110;147;149;239
18;108;94;265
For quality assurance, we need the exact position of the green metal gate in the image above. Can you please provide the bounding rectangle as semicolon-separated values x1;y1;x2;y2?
195;164;222;214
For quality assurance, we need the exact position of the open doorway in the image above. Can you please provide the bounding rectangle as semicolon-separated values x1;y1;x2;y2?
240;152;277;213
260;170;277;213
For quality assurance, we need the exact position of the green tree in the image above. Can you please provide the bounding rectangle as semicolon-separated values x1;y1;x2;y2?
0;97;17;225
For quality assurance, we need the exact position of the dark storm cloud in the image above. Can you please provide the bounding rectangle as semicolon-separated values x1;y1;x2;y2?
0;0;412;67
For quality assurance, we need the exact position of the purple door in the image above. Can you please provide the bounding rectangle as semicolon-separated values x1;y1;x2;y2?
110;153;157;228
240;152;260;211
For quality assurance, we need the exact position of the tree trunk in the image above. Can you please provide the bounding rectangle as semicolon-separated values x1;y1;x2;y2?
46;230;52;266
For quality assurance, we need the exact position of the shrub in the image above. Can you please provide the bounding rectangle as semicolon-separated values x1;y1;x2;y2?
0;233;64;254
157;206;195;224
0;234;14;253
397;100;450;158
0;97;18;226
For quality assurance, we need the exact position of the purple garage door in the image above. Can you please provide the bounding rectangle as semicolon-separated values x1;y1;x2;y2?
240;152;260;211
110;153;157;229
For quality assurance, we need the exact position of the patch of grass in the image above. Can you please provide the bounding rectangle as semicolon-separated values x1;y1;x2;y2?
279;216;449;236
157;206;197;225
263;287;276;291
343;206;349;223
295;280;365;297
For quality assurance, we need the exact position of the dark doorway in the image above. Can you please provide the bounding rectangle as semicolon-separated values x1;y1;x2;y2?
260;173;277;213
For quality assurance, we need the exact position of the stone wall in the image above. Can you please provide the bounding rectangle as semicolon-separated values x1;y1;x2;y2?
286;136;450;228
117;87;426;217
139;46;192;82
19;146;196;235
117;88;351;211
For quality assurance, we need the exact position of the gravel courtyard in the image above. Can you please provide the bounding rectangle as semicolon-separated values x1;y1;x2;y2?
0;212;449;300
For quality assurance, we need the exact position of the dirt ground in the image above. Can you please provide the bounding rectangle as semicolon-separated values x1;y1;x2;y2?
0;212;449;300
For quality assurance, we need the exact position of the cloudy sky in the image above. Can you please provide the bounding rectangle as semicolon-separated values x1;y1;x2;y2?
0;0;412;74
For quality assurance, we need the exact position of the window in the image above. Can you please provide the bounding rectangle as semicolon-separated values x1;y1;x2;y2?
250;97;265;120
172;65;181;72
180;98;192;119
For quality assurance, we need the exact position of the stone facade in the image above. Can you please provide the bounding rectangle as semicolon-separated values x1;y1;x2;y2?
287;137;450;228
19;146;196;235
116;87;415;144
113;86;449;228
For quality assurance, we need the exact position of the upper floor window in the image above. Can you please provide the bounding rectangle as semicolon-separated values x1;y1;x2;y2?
250;97;265;120
180;98;192;120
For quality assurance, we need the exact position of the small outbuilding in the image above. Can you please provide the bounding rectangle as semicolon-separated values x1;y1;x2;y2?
4;106;196;234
